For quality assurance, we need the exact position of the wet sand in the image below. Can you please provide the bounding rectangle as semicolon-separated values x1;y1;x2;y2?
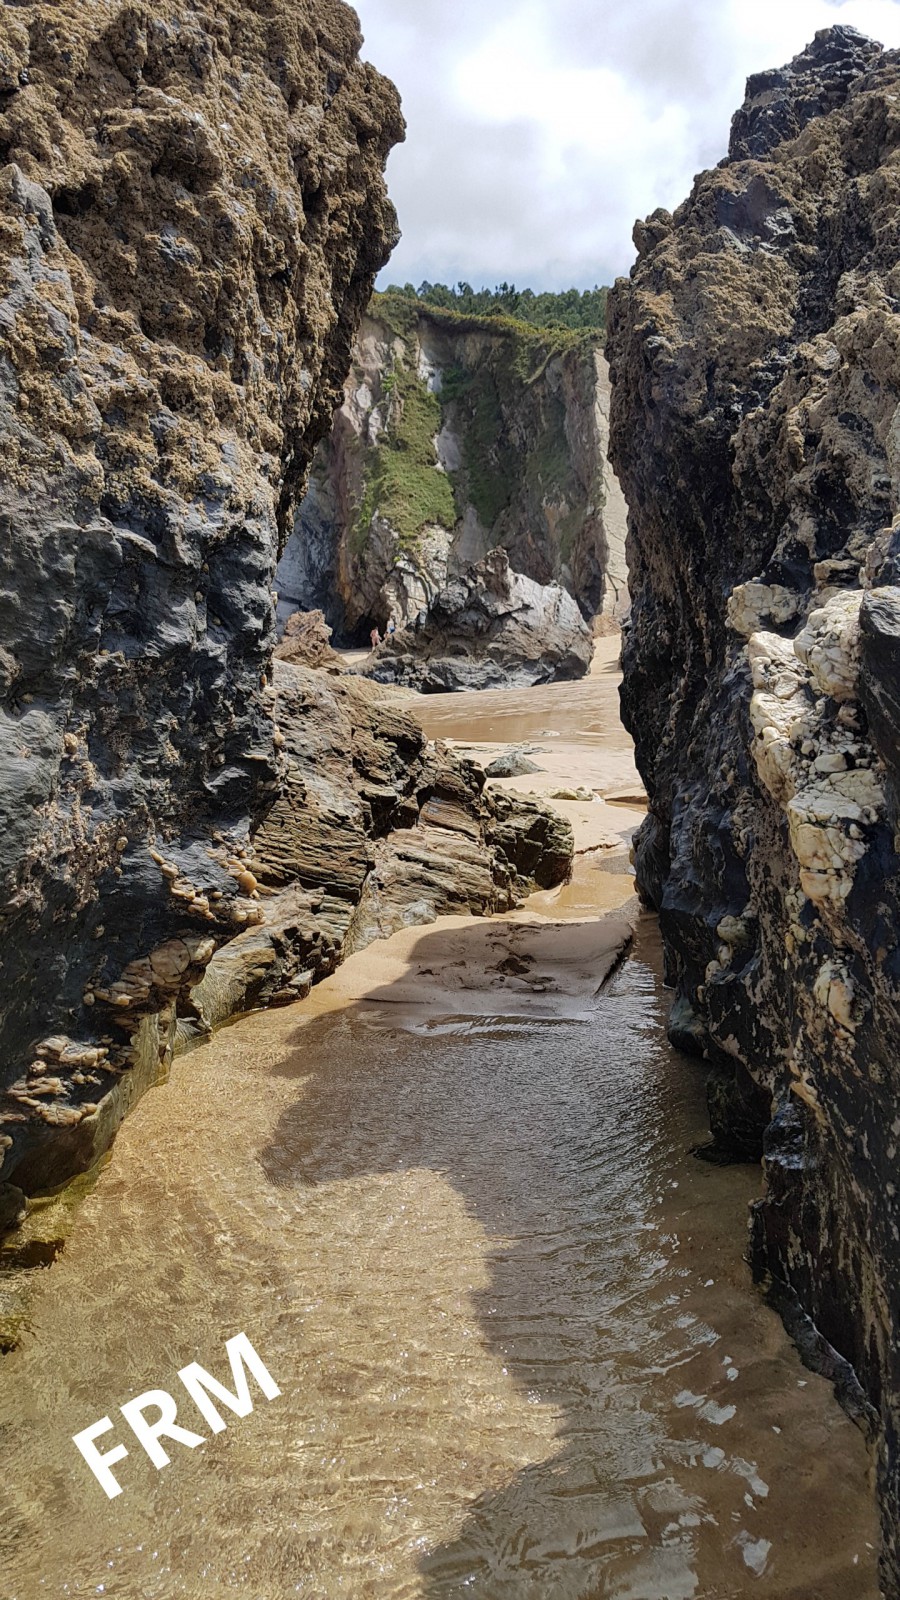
0;647;882;1600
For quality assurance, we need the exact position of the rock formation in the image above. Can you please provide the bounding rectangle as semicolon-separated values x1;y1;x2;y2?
275;607;344;671
0;0;405;1211
365;548;595;692
275;293;629;639
608;24;900;1586
0;0;577;1225
187;662;574;1037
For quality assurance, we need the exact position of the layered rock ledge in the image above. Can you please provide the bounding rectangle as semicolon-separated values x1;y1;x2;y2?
187;662;574;1037
608;24;900;1585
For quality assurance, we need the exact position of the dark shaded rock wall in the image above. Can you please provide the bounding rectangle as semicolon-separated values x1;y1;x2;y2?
608;25;900;1588
366;548;595;693
0;1;404;1207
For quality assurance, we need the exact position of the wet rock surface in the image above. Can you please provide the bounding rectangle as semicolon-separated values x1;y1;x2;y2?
608;24;900;1586
0;0;403;1203
365;549;595;693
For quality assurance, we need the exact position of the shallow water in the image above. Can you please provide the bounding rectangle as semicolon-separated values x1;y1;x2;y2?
0;663;882;1599
411;648;629;752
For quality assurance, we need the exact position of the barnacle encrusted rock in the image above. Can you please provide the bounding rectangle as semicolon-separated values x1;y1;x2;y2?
0;0;403;1198
608;24;900;1585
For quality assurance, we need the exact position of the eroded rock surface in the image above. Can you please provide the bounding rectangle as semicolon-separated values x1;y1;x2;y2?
0;0;403;1203
276;293;629;640
365;548;595;693
189;661;574;1031
608;24;900;1584
274;607;344;671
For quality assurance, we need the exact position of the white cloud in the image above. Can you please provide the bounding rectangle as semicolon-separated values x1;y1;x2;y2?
352;0;900;291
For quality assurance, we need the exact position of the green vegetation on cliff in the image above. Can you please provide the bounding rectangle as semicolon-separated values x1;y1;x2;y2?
381;280;608;333
372;291;594;364
456;367;519;527
352;360;456;553
350;291;600;557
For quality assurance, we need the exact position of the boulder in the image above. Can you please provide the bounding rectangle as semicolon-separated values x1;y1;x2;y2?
275;610;345;672
484;749;543;778
365;549;595;692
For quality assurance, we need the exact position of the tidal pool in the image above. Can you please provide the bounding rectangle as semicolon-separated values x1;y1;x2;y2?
0;914;879;1599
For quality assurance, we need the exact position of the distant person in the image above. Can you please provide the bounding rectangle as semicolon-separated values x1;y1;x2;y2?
370;626;381;649
387;618;396;639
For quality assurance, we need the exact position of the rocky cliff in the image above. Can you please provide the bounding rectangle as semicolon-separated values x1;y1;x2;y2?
0;4;368;1214
608;24;900;1586
276;293;629;639
0;0;575;1232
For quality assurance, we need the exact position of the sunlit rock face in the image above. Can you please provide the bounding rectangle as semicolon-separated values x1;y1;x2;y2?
276;295;630;642
365;548;596;693
0;0;404;1207
608;24;900;1584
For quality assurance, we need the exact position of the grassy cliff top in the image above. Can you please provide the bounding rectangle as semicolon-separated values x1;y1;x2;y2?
370;290;603;356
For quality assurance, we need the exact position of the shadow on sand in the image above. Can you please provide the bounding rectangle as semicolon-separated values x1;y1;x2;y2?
250;912;841;1600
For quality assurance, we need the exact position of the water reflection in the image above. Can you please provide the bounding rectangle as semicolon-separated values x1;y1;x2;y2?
256;921;879;1599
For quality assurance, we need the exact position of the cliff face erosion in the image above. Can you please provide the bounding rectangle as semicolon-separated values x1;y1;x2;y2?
608;24;900;1583
276;294;629;639
0;2;573;1225
0;0;401;1211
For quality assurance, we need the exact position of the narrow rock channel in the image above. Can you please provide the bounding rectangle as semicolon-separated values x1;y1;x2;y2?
1;653;879;1598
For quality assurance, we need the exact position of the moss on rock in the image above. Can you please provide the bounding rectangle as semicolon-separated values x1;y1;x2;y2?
286;290;630;636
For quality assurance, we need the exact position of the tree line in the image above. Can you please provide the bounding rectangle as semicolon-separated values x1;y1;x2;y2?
379;280;608;333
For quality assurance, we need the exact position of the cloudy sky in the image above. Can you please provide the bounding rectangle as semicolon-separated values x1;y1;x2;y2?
352;0;900;292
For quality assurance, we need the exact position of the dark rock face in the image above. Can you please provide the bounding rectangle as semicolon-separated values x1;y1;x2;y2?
730;25;882;160
608;26;900;1586
365;549;595;693
0;1;404;1205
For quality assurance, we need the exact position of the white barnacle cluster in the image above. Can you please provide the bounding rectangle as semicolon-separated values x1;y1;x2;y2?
3;1037;111;1128
812;960;858;1033
702;912;756;988
747;591;885;908
793;590;861;702
727;580;803;638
